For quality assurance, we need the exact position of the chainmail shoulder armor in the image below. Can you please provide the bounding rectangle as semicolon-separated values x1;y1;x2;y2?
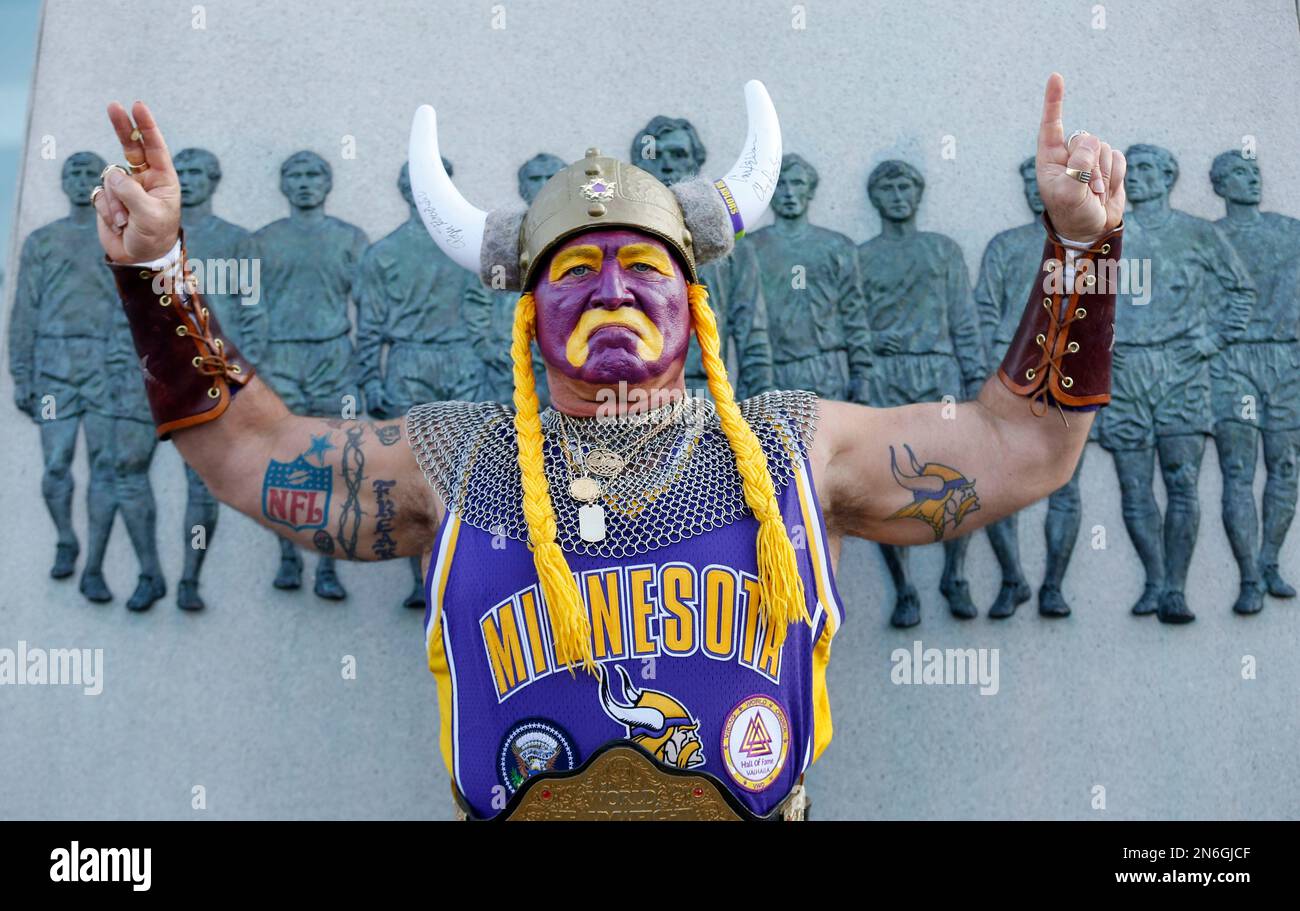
404;390;820;559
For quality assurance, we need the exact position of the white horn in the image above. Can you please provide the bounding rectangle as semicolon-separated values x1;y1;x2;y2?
407;104;487;273
715;80;783;236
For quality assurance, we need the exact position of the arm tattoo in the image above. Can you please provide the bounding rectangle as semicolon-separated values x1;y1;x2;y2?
261;435;334;532
885;443;980;541
372;479;398;559
370;421;401;446
321;418;397;445
260;419;404;557
313;529;335;555
336;424;366;559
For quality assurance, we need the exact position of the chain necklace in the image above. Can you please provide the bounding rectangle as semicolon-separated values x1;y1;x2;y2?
553;398;695;542
405;391;819;559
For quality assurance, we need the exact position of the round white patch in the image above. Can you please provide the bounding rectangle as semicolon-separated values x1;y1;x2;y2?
720;695;790;792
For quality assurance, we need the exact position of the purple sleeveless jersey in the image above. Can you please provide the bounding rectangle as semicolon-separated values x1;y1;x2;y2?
416;398;844;819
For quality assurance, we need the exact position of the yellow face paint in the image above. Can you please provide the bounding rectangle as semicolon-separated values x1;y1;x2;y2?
615;243;676;278
548;245;603;283
565;307;666;367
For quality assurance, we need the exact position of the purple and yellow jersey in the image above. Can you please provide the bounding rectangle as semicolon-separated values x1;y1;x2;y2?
405;391;844;819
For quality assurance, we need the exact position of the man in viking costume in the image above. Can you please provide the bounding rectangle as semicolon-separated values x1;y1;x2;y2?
89;75;1124;820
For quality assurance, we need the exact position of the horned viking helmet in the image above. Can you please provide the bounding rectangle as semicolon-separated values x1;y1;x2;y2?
407;81;783;291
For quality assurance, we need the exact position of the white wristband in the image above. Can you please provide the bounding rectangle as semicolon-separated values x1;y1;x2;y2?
130;238;182;270
1056;233;1094;250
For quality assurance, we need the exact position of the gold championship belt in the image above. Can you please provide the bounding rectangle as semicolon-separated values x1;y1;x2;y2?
451;742;809;822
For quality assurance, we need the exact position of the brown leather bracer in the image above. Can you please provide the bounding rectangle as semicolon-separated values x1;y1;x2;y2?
997;212;1124;414
105;234;255;440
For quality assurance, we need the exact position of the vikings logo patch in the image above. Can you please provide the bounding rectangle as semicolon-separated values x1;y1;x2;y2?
498;718;577;795
580;177;616;201
886;443;980;541
721;695;790;792
596;664;704;770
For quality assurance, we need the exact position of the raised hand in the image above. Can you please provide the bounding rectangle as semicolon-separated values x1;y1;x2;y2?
92;101;181;263
1036;73;1127;242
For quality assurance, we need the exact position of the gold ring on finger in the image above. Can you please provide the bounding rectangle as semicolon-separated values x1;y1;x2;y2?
1064;167;1092;184
89;186;104;205
127;160;150;174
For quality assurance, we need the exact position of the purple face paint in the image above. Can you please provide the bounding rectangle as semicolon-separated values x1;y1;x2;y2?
532;228;692;385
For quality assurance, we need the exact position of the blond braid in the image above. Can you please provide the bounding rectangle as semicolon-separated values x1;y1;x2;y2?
510;292;595;673
688;282;810;644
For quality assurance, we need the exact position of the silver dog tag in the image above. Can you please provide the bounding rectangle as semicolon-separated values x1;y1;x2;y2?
578;504;606;542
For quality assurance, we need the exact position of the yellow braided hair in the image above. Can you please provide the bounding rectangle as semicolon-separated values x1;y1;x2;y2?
510;291;595;673
687;282;810;645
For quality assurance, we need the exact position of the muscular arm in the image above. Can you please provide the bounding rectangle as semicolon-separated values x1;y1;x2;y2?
817;73;1127;546
174;373;440;560
86;101;440;560
813;381;1088;546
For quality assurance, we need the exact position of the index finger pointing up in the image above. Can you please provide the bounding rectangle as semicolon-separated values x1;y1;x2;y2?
1038;72;1067;162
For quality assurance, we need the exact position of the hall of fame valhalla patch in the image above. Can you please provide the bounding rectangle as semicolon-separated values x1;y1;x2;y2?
720;695;790;792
